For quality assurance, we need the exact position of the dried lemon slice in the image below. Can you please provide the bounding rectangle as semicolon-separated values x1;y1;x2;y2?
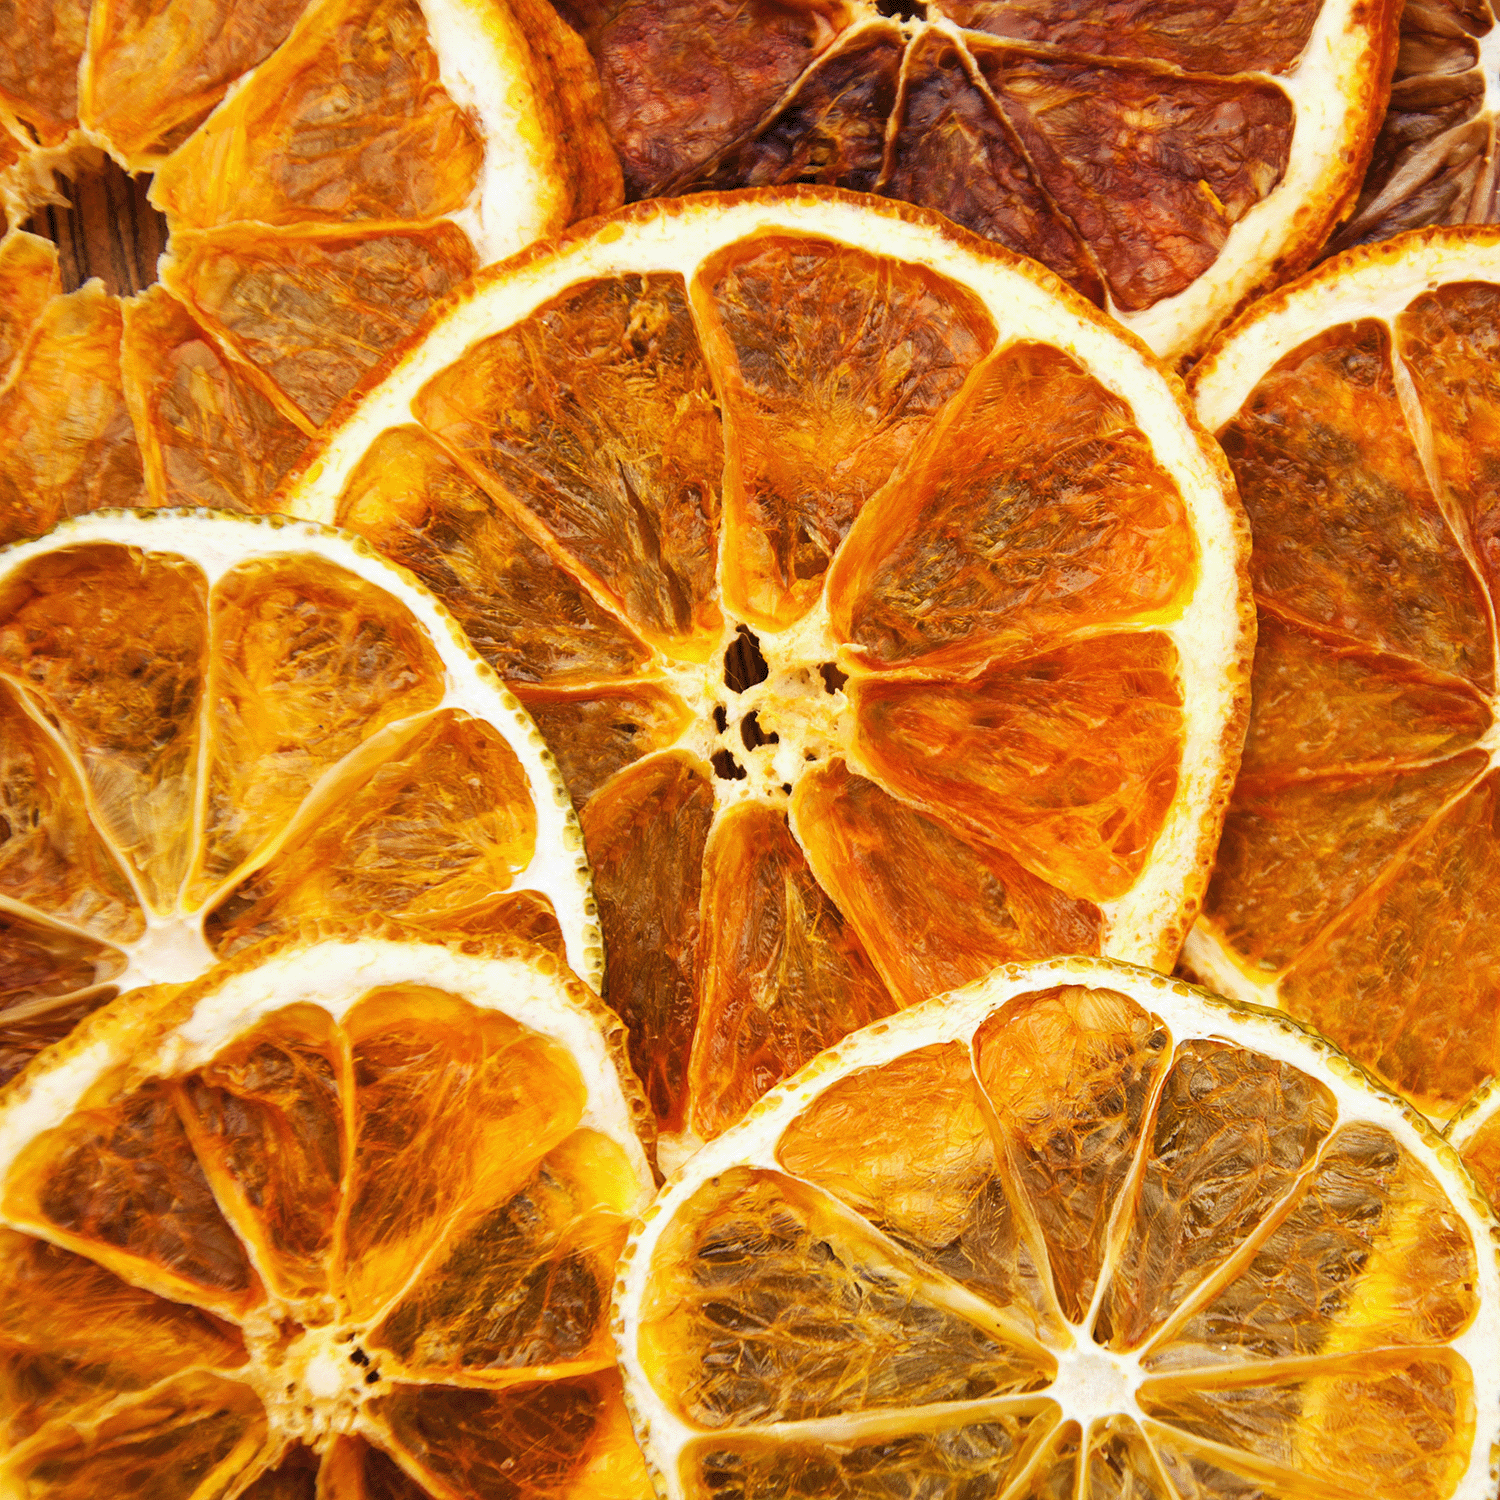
0;508;597;1088
279;188;1253;1167
614;956;1500;1500
0;925;655;1498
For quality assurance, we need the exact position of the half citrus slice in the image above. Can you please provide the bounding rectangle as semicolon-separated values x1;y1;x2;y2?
614;956;1500;1500
0;925;655;1498
0;507;597;1088
278;188;1253;1166
1185;224;1500;1120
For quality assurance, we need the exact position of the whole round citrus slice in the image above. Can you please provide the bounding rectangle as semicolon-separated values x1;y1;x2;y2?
613;956;1500;1500
1184;224;1500;1121
278;188;1253;1167
549;0;1400;361
0;507;597;1089
0;0;620;547
0;925;656;1498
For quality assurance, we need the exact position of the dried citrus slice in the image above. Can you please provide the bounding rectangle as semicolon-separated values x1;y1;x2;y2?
614;955;1500;1500
0;507;596;1090
0;0;620;546
279;189;1253;1167
549;0;1400;360
0;925;655;1498
1184;224;1500;1121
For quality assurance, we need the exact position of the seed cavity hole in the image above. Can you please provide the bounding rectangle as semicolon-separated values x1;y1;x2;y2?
22;154;169;295
724;625;768;694
819;662;849;694
711;749;747;781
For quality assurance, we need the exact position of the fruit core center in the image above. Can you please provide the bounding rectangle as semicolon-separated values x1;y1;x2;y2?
257;1322;385;1444
119;916;218;988
22;152;168;294
1051;1342;1143;1425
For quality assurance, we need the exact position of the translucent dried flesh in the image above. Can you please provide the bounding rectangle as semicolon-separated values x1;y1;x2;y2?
0;0;87;142
636;986;1483;1498
0;987;646;1498
0;232;61;384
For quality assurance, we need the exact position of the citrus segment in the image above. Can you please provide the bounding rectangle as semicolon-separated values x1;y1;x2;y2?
0;231;61;382
0;0;86;144
283;192;1249;1160
240;1445;320;1499
1452;1081;1500;1211
615;958;1500;1500
0;913;123;1009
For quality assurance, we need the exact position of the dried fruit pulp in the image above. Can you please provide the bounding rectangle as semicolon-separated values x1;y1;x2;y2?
280;190;1252;1166
615;957;1500;1500
0;509;597;1089
1186;226;1500;1121
0;931;655;1499
554;0;1399;360
0;0;619;546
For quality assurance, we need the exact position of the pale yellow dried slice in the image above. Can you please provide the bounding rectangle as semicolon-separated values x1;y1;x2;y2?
614;955;1500;1500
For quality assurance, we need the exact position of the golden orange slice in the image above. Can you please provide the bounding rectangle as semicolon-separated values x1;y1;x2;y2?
1185;224;1500;1121
0;508;597;1090
0;925;655;1498
279;189;1253;1167
614;956;1500;1500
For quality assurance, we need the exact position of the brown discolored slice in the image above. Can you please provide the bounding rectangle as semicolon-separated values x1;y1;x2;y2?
0;231;60;383
150;0;483;229
853;633;1184;904
1100;1040;1338;1353
80;0;311;164
519;686;691;806
686;1409;1058;1500
120;285;307;513
1;1370;267;1500
776;1039;1060;1336
667;21;903;197
205;710;538;955
337;986;586;1320
369;1129;638;1378
1140;1351;1474;1497
2;1081;259;1314
334;425;654;687
162;225;475;429
635;1167;1050;1429
413;272;723;658
794;759;1100;1007
558;0;843;198
1278;772;1500;1114
1149;1119;1479;1371
194;552;449;899
975;985;1169;1325
830;342;1195;673
581;752;714;1134
688;801;896;1140
0;0;86;142
1239;610;1492;777
1201;752;1486;977
699;233;995;629
174;1004;346;1308
0;1226;246;1443
0;679;143;944
1217;318;1494;689
0;986;119;1090
0;543;206;913
0;282;146;547
883;30;1103;304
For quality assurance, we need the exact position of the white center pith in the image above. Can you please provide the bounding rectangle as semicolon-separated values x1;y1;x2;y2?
248;1318;387;1446
116;915;218;988
1050;1341;1145;1427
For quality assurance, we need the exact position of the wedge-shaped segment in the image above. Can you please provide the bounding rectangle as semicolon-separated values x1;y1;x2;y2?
615;956;1500;1500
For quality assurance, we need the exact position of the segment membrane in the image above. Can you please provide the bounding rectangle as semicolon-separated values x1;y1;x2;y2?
853;633;1183;903
637;1167;1051;1429
235;1443;321;1500
689;801;896;1139
974;985;1169;1325
320;1436;432;1500
0;543;207;914
413;272;724;657
700;233;995;628
831;343;1195;673
1457;1107;1500;1206
520;686;692;806
1087;1414;1173;1500
0;980;119;1090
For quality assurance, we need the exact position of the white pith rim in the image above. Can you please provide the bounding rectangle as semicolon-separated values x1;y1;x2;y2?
612;955;1500;1500
282;191;1251;970
0;509;602;993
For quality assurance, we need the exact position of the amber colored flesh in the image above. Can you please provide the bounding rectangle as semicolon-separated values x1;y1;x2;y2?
1201;287;1500;1116
639;986;1481;1499
0;988;647;1498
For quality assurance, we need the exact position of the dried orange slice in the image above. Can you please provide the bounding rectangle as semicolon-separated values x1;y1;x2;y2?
614;956;1500;1500
279;190;1253;1167
0;925;655;1498
0;0;619;546
0;507;597;1090
1185;224;1500;1122
550;0;1400;360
